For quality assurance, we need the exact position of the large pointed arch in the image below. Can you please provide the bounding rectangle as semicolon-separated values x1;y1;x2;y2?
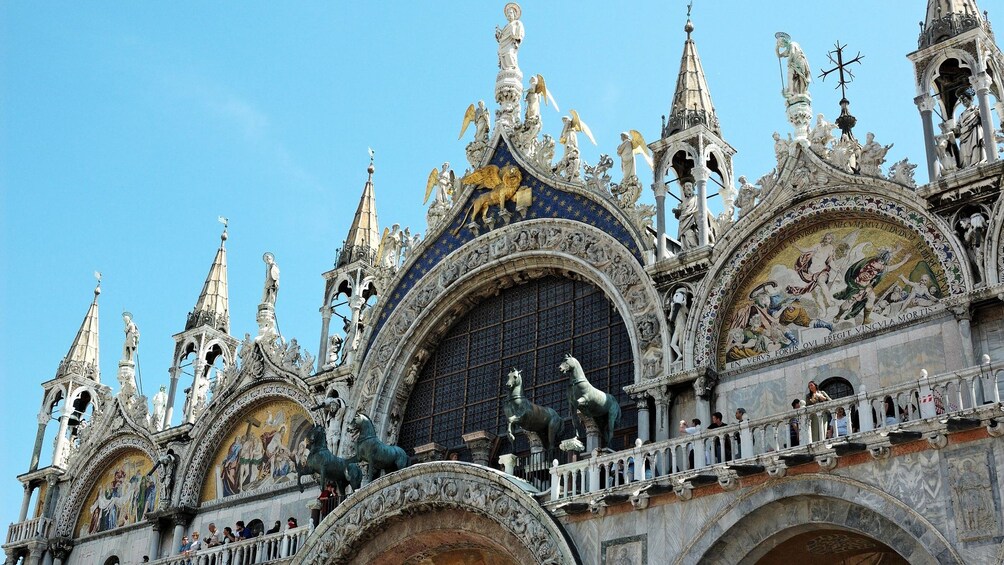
689;187;971;369
175;381;319;507
677;474;962;564
53;434;160;538
295;462;580;564
355;219;669;439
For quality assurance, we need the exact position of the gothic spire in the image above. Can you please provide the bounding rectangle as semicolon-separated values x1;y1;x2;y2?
665;16;720;138
57;281;101;381
337;156;380;267
920;0;991;49
187;226;230;332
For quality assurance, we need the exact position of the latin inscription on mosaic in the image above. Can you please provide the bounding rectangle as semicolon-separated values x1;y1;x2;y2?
200;399;312;502
719;219;946;367
75;449;157;536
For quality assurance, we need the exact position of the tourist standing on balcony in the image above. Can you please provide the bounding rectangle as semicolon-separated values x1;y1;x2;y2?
828;407;849;438
805;381;832;441
204;522;220;547
679;418;701;471
789;399;802;447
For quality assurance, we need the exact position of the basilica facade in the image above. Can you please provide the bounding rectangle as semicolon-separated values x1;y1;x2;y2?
6;1;1004;564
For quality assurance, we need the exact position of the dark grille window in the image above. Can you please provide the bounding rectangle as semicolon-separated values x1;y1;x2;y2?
399;276;636;457
821;377;854;399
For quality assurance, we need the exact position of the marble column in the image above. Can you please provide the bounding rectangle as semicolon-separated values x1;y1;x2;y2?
51;409;71;468
694;379;711;429
317;306;332;372
915;94;938;181
148;521;163;561
164;366;180;429
462;431;496;466
29;421;47;473
693;164;710;247
654;182;668;260
973;73;998;164
652;387;672;442
634;395;651;443
18;484;32;522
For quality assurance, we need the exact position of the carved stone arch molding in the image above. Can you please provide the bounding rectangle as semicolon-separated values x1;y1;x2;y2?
356;219;670;434
176;382;319;507
676;474;962;565
294;462;580;564
690;192;971;369
53;434;159;537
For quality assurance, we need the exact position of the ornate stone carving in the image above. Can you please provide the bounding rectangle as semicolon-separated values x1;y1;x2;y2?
948;452;1001;541
295;464;577;564
359;219;668;422
887;158;917;188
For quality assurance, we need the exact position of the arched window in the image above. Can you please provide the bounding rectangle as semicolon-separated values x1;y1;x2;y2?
102;556;120;565
820;377;854;399
398;276;636;457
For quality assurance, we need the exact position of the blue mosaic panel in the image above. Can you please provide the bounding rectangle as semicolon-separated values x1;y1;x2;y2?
371;139;643;347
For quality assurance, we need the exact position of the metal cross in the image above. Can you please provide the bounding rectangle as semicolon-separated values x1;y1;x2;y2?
818;42;864;101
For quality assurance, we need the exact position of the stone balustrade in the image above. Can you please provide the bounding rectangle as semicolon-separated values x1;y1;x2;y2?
549;364;1003;502
5;516;52;545
150;526;309;565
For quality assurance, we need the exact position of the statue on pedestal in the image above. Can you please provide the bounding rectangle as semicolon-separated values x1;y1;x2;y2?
262;252;280;306
122;312;140;365
775;32;813;140
496;3;524;71
151;385;168;431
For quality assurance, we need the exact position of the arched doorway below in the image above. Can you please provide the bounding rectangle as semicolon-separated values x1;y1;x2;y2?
750;526;908;564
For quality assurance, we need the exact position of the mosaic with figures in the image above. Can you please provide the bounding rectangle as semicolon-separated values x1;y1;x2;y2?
200;399;313;502
718;218;946;367
398;276;636;457
370;140;642;347
76;449;157;536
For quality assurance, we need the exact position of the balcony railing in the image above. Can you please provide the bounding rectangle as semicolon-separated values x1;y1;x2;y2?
5;516;52;545
549;364;1003;502
150;526;309;565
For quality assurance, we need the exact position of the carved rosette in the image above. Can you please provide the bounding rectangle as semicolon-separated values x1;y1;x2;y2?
295;463;578;564
357;219;670;425
54;435;159;537
693;193;969;368
176;382;319;507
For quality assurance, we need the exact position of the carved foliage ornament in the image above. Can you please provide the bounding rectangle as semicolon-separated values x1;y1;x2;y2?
359;220;667;415
296;466;575;564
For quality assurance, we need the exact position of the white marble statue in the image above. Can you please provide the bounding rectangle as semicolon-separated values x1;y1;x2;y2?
956;90;985;168
773;132;791;163
151;385;168;431
121;312;140;364
262;252;279;306
555;110;596;181
858;132;893;176
809;114;837;154
424;163;454;207
936;124;960;174
674;182;716;249
735;176;760;219
326;333;343;367
961;212;987;283
377;224;403;269
616;130;653;181
776;32;810;98
668;287;690;365
496;3;524;71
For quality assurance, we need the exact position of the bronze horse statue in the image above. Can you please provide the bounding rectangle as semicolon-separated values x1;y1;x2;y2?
561;354;622;448
504;368;563;452
297;424;362;497
350;413;409;479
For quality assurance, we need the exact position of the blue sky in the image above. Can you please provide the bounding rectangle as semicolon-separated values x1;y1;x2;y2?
0;2;928;530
